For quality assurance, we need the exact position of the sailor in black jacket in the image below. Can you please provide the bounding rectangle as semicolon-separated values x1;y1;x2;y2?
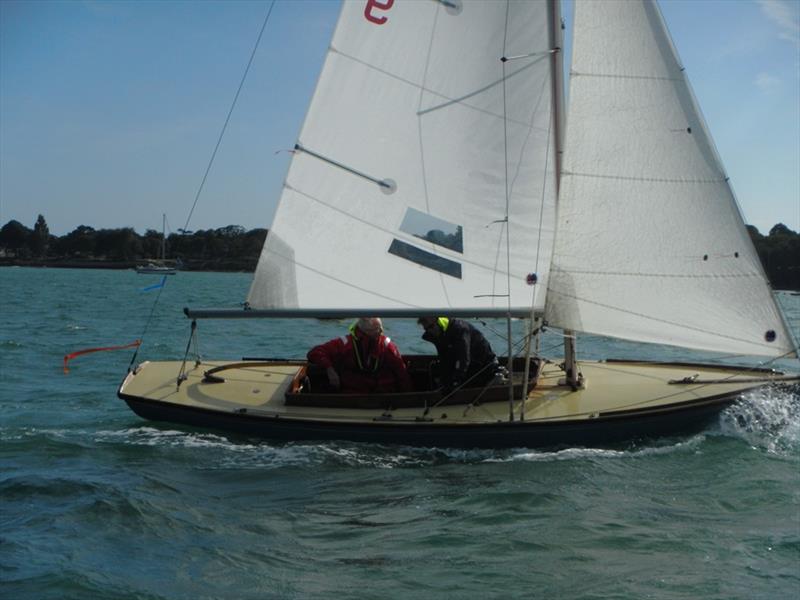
418;317;500;393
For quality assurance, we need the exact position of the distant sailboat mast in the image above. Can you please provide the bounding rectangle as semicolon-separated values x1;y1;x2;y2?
160;213;167;261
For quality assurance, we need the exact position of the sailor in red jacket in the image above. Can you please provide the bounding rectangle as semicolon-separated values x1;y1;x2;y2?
307;317;413;394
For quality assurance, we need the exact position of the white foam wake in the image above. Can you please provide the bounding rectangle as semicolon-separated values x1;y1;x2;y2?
716;384;800;455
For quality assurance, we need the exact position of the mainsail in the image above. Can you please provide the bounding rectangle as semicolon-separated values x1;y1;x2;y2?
248;0;560;314
546;0;795;358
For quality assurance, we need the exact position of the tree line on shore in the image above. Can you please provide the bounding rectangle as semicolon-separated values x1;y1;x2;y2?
0;215;267;272
0;215;798;289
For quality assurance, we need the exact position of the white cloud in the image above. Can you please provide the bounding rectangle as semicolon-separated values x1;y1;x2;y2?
757;0;800;48
754;71;782;90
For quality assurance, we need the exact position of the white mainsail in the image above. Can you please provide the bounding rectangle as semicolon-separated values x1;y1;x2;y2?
546;0;795;358
248;0;559;314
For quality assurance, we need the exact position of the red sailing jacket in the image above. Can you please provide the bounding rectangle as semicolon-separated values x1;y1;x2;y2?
307;332;413;394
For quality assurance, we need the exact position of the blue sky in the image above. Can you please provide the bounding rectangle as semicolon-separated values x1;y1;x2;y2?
1;0;798;237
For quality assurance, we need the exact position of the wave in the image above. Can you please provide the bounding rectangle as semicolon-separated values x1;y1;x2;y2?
85;424;715;470
83;382;798;469
96;427;253;449
1;475;103;501
0;339;24;348
1;573;158;600
715;383;800;456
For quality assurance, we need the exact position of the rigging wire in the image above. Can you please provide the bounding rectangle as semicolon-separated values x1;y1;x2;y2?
129;3;276;368
530;97;554;309
416;4;452;307
127;277;169;372
519;17;560;415
501;2;512;318
500;0;515;421
180;0;277;234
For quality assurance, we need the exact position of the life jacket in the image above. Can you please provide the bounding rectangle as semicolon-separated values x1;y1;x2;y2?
346;325;391;373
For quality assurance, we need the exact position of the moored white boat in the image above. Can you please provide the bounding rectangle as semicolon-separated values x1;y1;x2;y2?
136;214;178;275
135;262;177;275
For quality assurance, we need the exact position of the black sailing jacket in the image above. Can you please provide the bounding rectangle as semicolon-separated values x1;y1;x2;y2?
422;318;497;390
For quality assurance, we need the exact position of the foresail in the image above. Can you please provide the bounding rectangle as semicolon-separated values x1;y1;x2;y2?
248;0;560;315
546;0;796;357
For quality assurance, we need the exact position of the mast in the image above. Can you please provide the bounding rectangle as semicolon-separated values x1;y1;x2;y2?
549;0;582;390
550;0;565;187
518;0;569;418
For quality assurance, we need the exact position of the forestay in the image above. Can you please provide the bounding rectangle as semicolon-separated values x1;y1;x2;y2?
546;0;796;358
248;0;559;315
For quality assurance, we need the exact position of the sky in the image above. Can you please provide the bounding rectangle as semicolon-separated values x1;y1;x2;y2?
1;0;798;237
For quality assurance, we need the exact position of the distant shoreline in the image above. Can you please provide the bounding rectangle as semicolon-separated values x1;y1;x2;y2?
3;219;797;289
0;258;256;273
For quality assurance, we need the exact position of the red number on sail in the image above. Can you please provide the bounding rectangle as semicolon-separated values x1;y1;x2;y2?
364;0;394;25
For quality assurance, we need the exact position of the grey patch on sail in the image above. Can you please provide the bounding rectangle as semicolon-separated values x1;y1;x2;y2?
247;232;299;308
388;239;462;279
399;208;463;253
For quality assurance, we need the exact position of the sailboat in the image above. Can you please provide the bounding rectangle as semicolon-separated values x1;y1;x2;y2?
118;0;798;448
136;214;178;275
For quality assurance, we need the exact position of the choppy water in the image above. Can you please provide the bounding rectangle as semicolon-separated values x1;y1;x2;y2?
2;267;798;599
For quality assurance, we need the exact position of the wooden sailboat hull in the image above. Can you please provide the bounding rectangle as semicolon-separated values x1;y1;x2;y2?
121;390;740;449
117;359;797;449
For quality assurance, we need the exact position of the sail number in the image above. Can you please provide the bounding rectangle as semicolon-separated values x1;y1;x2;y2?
364;0;394;25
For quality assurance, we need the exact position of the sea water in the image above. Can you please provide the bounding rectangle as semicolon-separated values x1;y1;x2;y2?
1;267;798;600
